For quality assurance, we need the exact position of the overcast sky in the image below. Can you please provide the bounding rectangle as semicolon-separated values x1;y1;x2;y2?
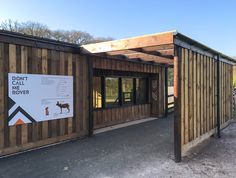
0;0;235;56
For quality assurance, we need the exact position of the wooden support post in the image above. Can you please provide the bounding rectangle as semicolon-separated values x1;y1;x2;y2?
88;57;94;137
174;47;182;162
216;54;221;138
165;65;168;117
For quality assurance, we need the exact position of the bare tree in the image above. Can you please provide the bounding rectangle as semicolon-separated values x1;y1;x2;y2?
0;19;22;32
20;21;51;38
0;19;113;44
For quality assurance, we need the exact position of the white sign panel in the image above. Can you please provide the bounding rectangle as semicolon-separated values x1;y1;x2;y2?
8;73;74;126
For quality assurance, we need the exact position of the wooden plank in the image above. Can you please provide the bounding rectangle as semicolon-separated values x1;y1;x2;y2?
37;48;43;140
200;54;204;135
72;56;77;133
49;50;58;138
3;44;9;147
124;52;173;64
209;58;213;130
212;58;215;128
193;52;197;139
203;55;207;133
0;43;4;149
221;63;223;124
226;64;229;121
184;48;189;144
196;53;201;137
223;63;226;122
41;49;49;139
26;47;33;142
84;56;89;132
230;65;233;119
75;55;80;132
15;45;22;146
188;50;193;141
9;44;17;147
21;46;28;144
181;48;185;146
59;51;66;136
78;55;84;132
206;57;210;132
82;56;87;131
31;48;40;142
174;46;182;162
68;53;73;134
230;65;233;120
82;32;174;53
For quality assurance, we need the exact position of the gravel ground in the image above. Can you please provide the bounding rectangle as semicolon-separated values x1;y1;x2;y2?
169;121;236;178
0;117;235;178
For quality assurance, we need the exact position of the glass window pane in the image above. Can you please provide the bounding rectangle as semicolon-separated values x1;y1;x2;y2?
105;77;119;107
136;78;147;103
93;77;102;108
122;78;134;104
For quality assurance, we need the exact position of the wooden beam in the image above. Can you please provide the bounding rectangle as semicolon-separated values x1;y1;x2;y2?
141;44;174;51
174;46;182;162
124;52;173;64
88;56;93;136
106;50;135;56
107;49;173;60
81;31;174;53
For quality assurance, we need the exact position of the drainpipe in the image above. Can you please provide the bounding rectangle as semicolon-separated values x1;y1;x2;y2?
216;54;221;138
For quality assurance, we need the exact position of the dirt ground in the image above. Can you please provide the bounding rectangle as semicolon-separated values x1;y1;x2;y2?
0;117;235;178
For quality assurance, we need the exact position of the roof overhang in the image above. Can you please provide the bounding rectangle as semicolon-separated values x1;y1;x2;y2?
81;30;236;66
81;31;176;65
174;32;236;65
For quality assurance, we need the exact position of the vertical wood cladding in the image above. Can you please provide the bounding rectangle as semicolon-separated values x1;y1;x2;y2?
178;47;233;147
0;43;89;156
92;56;165;129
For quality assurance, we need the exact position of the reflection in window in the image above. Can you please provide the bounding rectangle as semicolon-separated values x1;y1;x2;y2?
93;77;102;108
136;78;147;103
105;77;119;107
122;78;134;104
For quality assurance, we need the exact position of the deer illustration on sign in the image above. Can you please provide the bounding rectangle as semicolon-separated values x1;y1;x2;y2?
56;101;70;114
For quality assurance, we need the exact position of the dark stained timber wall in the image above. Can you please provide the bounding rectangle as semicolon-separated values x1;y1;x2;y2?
93;104;151;129
92;56;166;129
178;47;233;151
0;42;89;156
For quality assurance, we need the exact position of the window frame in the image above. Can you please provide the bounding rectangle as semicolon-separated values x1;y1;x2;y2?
104;77;120;108
121;77;135;105
93;70;150;110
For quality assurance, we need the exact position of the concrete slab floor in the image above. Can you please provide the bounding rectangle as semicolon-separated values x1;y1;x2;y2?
0;116;236;178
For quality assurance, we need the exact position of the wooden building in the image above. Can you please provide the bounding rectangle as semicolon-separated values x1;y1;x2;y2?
0;30;235;162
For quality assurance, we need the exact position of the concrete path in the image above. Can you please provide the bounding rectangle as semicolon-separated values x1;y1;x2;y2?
0;116;174;178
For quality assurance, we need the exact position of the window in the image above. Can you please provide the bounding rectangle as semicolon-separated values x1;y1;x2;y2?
93;77;102;108
105;77;119;107
93;75;149;109
136;78;148;103
122;78;134;104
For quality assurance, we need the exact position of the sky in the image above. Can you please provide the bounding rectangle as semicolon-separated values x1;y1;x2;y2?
0;0;236;56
